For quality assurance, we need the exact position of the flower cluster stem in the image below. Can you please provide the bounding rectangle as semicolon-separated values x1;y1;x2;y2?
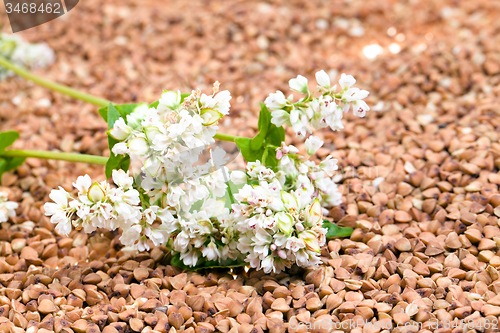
0;56;248;144
1;150;108;165
213;133;242;142
0;56;111;107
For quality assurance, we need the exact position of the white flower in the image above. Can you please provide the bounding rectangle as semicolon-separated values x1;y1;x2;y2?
109;118;132;141
213;90;232;115
202;241;220;261
319;155;339;176
339;73;356;90
120;224;142;247
265;91;289;111
289;109;309;137
352;100;370;117
230;171;248;185
270;110;290;127
112;142;130;155
315;70;330;89
289;75;309;94
305;136;324;155
126;104;149;129
275;212;293;234
342;87;369;103
44;187;72;235
128;137;149;156
158;90;181;112
304;199;322;227
112;169;134;189
73;175;91;195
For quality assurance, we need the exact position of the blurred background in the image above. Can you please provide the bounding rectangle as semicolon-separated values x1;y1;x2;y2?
0;0;499;191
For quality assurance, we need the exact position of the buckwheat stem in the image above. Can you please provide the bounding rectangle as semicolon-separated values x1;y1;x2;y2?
0;56;111;107
0;56;248;143
1;150;108;165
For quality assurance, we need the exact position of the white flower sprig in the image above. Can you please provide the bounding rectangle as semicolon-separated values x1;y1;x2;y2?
43;71;367;273
0;34;55;80
265;70;370;137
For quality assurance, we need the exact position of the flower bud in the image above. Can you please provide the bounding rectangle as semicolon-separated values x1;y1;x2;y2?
315;70;331;89
304;199;323;227
144;126;161;141
159;90;181;111
200;108;223;125
109;118;132;141
281;191;298;210
276;212;293;235
230;171;248;185
128;137;149;156
88;182;106;202
289;75;309;94
300;231;321;253
305;136;324;155
277;249;287;259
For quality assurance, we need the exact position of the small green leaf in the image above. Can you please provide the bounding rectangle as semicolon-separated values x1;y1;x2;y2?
257;103;271;135
98;106;108;122
235;137;263;163
107;103;121;130
170;253;247;271
0;131;25;184
105;155;130;180
323;220;353;238
250;132;265;151
104;104;130;179
265;124;285;148
0;131;20;152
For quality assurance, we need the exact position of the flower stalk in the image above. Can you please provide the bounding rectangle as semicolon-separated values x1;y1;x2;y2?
0;56;111;107
0;56;245;144
1;150;108;165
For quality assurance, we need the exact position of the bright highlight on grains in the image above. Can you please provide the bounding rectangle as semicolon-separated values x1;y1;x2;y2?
41;70;370;272
0;192;18;223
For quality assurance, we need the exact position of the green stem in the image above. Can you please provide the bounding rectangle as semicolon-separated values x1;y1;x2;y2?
0;56;111;107
0;56;249;144
214;133;243;142
1;150;108;165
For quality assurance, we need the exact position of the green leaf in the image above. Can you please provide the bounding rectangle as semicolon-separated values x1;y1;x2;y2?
258;103;272;135
0;131;20;152
104;104;130;179
250;132;265;151
105;155;130;180
323;220;353;238
106;103;121;130
0;131;25;184
170;253;247;271
265;124;285;148
98;106;108;122
99;103;146;123
235;137;263;163
250;104;273;151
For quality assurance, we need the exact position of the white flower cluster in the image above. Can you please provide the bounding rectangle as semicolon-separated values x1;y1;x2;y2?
45;85;242;265
43;72;363;274
229;137;341;273
0;34;55;80
0;191;17;223
265;70;370;137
